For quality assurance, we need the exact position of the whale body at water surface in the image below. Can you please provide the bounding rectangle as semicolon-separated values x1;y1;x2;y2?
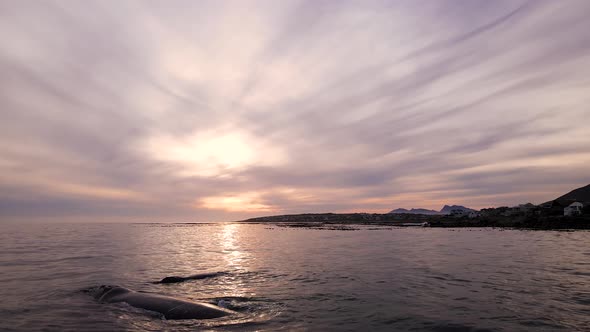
91;285;237;320
155;271;225;284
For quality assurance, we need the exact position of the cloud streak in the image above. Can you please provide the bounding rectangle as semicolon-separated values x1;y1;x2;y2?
1;0;589;222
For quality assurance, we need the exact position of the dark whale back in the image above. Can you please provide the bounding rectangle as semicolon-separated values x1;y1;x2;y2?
159;276;185;283
92;285;236;320
156;272;224;284
95;285;131;301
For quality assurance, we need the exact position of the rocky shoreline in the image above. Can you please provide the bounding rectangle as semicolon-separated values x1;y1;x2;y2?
241;213;590;230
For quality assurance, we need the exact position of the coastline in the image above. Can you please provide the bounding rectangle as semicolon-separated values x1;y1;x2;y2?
240;213;590;230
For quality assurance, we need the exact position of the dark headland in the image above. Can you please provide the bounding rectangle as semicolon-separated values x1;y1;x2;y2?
240;184;590;230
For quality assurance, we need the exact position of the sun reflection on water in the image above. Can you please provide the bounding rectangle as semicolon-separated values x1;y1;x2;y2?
220;223;252;297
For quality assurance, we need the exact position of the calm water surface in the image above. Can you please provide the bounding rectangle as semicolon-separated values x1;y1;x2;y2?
0;223;589;331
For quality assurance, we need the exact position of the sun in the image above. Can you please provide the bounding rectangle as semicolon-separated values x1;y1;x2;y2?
138;128;285;177
199;192;274;212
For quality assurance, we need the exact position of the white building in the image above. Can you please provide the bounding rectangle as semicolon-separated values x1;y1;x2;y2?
564;202;584;216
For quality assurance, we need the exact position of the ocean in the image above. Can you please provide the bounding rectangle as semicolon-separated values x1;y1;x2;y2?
1;222;588;331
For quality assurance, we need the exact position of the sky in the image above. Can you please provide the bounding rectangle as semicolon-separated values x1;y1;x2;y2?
1;0;590;222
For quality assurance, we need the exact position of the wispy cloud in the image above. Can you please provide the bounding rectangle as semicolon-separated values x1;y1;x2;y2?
1;0;589;221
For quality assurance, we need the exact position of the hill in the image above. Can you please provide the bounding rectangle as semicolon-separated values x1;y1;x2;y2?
554;184;590;204
439;205;475;214
389;208;440;215
389;205;476;215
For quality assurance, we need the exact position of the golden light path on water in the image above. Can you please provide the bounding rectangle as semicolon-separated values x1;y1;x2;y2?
219;223;251;297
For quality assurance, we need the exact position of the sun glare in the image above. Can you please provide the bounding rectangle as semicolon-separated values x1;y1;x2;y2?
139;129;284;177
200;192;273;212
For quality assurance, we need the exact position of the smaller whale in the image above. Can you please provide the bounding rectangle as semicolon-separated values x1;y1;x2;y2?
91;285;237;320
155;271;226;284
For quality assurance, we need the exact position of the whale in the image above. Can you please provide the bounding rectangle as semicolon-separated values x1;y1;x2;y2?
91;285;237;320
155;271;226;284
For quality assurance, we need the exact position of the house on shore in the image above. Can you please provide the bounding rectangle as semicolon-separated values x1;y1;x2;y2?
564;202;584;216
540;200;567;216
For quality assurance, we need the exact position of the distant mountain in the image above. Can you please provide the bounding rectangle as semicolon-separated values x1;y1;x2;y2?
389;208;440;215
439;205;475;215
389;208;410;214
389;204;476;215
552;184;590;204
